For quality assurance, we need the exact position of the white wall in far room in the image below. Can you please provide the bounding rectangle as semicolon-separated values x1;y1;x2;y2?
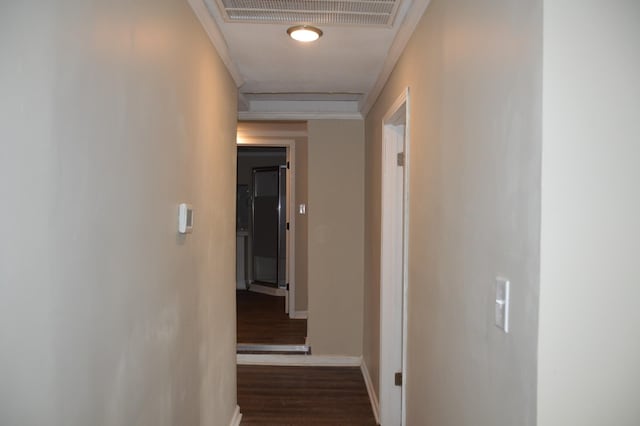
538;1;640;425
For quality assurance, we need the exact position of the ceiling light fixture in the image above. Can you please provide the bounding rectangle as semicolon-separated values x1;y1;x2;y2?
287;25;323;43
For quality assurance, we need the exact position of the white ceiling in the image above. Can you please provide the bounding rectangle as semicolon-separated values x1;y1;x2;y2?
191;0;430;118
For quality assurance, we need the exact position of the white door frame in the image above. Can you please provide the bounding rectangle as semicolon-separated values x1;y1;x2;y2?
379;88;410;426
237;137;297;319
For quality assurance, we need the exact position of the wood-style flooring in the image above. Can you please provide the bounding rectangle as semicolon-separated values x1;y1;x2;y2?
237;290;307;345
238;365;377;425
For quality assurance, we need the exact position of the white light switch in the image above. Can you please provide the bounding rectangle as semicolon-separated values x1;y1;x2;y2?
298;203;306;215
495;277;510;333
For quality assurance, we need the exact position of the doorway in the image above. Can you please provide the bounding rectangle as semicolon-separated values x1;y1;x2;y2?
236;148;288;291
380;89;409;425
235;139;308;353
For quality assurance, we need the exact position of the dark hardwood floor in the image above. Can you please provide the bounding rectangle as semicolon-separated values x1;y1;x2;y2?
237;290;307;345
238;365;377;425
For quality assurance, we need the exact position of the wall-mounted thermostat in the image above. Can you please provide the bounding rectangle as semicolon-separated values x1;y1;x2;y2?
495;277;510;333
178;203;193;234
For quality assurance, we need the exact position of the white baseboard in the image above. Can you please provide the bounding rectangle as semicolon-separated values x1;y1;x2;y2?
237;354;362;367
361;359;381;425
248;284;286;297
292;310;308;319
229;405;242;426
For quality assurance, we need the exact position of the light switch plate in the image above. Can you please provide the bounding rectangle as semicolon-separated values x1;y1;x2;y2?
495;277;510;333
298;203;306;215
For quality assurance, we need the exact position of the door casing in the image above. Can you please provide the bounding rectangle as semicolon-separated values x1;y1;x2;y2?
379;88;410;426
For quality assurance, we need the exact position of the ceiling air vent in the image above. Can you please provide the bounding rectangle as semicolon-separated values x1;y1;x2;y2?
215;0;401;26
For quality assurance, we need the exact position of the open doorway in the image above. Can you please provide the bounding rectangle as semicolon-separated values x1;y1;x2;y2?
235;133;309;353
236;147;287;291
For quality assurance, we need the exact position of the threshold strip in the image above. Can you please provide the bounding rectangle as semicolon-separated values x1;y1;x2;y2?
237;343;311;354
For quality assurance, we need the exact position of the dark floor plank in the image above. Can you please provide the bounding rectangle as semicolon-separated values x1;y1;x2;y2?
237;290;307;345
238;365;377;425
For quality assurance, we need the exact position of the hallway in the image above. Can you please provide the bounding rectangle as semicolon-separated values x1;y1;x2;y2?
236;290;307;345
2;1;639;425
238;365;377;425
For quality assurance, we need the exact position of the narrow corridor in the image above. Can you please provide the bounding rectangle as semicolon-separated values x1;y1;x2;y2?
236;290;307;345
238;365;377;424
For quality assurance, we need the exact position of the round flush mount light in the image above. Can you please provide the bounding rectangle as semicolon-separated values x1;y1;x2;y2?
287;25;323;42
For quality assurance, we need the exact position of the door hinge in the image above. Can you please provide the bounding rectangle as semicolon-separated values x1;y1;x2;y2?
397;152;405;167
286;222;290;230
286;283;290;291
287;161;290;169
394;372;402;386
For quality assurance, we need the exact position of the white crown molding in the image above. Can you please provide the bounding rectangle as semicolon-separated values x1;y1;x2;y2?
237;354;362;367
228;405;242;426
360;0;432;115
188;0;244;87
361;360;381;425
249;99;360;113
239;99;364;120
239;111;363;120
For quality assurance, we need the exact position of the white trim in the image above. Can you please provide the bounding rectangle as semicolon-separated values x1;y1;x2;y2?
284;287;289;315
360;0;431;115
361;359;381;425
292;310;308;319
238;97;364;120
248;284;287;297
400;90;411;426
187;0;244;87
237;138;297;318
228;405;242;426
237;354;362;367
383;90;411;126
379;88;410;426
238;111;363;121
237;344;310;353
248;99;361;114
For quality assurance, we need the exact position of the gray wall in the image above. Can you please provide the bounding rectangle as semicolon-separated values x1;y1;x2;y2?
0;1;238;425
307;120;365;356
364;0;542;424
